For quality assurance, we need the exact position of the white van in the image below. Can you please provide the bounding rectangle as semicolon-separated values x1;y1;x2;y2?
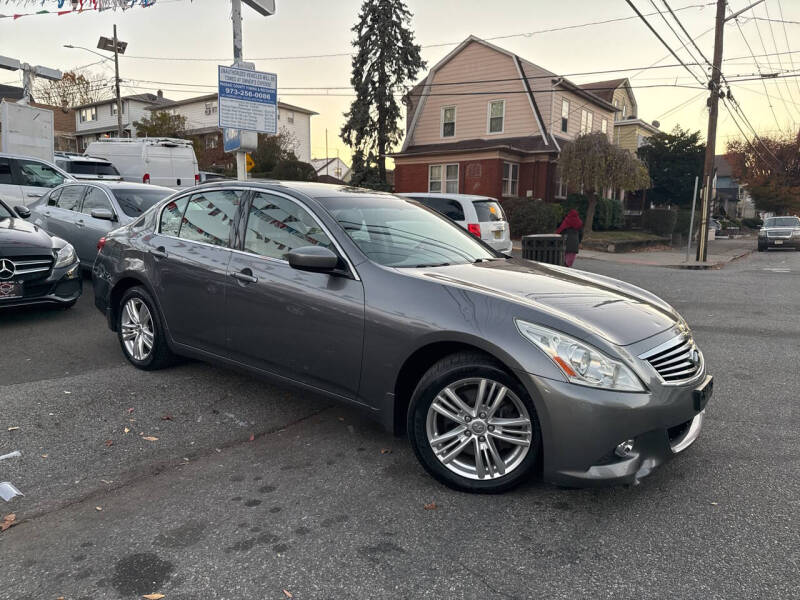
84;138;199;189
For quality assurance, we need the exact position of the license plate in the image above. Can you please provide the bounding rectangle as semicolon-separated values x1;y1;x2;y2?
774;240;783;245
693;376;713;411
493;230;502;240
0;281;22;299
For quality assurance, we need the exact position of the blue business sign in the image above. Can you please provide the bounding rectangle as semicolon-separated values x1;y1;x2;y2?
218;65;277;134
223;128;241;153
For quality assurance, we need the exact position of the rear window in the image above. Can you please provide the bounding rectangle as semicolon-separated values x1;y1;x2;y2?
69;161;120;176
473;200;505;222
415;196;465;221
113;188;173;218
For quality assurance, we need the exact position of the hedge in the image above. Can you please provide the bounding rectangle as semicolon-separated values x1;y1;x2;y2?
500;198;565;237
741;217;763;229
642;208;678;237
560;194;624;231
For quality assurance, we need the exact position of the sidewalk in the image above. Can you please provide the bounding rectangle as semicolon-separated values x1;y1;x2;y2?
513;237;756;269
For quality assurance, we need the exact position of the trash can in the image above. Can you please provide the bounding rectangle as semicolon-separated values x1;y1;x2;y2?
521;234;566;266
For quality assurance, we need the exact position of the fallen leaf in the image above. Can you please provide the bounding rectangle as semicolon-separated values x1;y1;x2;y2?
710;502;719;506
249;433;255;442
7;426;19;431
161;414;173;421
124;427;130;434
283;590;293;599
1;514;15;531
380;448;392;454
64;391;71;395
423;502;437;511
101;479;113;484
127;407;134;414
41;454;48;458
337;417;345;421
95;506;102;511
105;440;114;447
143;436;159;441
143;595;165;600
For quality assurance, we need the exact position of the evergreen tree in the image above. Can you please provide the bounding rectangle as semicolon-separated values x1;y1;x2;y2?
637;126;705;207
341;0;425;188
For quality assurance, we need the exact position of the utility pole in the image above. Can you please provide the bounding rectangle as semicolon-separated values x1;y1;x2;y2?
231;0;247;181
696;0;765;262
113;25;123;138
325;128;329;176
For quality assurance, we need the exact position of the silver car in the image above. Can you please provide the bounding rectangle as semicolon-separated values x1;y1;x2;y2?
400;192;513;253
27;181;175;265
93;181;712;493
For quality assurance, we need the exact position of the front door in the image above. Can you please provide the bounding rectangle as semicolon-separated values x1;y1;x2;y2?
226;190;365;399
76;186;116;264
44;184;86;243
147;188;244;354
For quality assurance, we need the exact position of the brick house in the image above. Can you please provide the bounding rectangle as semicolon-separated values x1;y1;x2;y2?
392;36;616;202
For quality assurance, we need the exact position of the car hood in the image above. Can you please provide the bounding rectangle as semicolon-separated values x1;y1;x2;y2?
0;217;54;254
406;258;679;346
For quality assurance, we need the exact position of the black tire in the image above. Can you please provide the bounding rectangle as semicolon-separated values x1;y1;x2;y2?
407;352;541;493
59;300;77;310
116;286;175;370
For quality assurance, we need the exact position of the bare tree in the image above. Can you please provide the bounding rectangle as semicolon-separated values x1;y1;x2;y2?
34;69;110;108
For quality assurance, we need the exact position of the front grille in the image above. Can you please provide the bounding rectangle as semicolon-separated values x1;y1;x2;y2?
0;255;54;282
639;335;702;383
766;229;792;238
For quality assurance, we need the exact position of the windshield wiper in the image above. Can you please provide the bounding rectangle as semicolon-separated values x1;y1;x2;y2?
414;262;451;268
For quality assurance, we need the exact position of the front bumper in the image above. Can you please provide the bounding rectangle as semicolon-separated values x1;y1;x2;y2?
759;237;800;248
0;262;82;309
518;370;711;487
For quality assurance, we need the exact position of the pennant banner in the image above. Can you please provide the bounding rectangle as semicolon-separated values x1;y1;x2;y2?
0;0;157;19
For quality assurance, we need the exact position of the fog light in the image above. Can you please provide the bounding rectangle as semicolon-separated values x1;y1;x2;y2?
614;439;635;458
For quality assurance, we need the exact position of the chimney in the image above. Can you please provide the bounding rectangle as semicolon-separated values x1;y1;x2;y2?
157;89;163;99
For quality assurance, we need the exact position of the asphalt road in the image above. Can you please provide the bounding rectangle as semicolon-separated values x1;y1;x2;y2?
1;248;798;599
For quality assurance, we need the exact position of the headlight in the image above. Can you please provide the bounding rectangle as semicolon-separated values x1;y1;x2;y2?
515;320;645;392
758;229;767;237
792;230;800;237
54;243;77;268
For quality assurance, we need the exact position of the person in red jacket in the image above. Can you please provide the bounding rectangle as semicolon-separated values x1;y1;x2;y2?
556;209;584;267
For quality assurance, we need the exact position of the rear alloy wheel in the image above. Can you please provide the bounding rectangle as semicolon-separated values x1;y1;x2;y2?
409;353;540;493
117;286;174;370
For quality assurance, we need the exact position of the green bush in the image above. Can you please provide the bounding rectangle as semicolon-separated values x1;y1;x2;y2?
500;198;564;237
642;208;678;237
741;217;763;229
560;194;623;231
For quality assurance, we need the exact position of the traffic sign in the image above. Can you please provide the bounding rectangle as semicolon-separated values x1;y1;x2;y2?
246;153;255;172
218;65;277;134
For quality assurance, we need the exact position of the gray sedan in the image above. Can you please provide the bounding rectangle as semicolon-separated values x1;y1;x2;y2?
27;181;175;265
93;181;712;493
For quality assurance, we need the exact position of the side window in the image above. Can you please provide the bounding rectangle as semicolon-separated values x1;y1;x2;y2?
418;197;465;221
15;159;66;188
244;192;333;260
81;187;113;215
47;188;63;206
0;158;13;185
160;195;189;236
178;190;244;248
56;186;85;211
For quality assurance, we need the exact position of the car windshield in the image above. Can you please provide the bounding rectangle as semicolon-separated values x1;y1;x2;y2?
0;201;13;219
69;161;120;176
764;217;800;228
113;188;173;218
323;194;497;267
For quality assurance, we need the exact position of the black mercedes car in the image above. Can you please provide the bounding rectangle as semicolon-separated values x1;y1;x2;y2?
0;198;82;309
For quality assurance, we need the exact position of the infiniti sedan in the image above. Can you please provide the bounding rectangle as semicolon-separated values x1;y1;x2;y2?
93;182;712;492
28;181;175;265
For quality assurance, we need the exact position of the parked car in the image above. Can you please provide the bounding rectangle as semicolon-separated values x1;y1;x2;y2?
93;181;712;493
54;152;123;182
400;192;513;253
198;171;230;184
84;137;199;189
0;152;73;207
0;197;81;309
28;181;175;266
757;216;800;251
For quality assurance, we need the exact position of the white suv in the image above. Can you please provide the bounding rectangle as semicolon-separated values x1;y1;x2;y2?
400;193;513;253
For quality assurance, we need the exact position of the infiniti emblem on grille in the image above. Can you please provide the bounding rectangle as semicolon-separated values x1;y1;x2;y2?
0;259;15;280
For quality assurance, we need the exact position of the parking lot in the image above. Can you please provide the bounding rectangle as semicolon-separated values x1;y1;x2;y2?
2;249;799;599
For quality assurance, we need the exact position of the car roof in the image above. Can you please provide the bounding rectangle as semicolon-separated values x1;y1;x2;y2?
400;192;498;202
57;181;175;193
190;180;395;202
56;154;113;163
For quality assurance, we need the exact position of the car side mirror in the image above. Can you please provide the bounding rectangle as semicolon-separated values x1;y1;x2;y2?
14;206;31;219
91;208;116;221
287;246;340;273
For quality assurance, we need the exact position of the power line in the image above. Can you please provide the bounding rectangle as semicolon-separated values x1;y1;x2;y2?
662;0;714;67
776;0;800;109
750;3;794;125
648;0;709;82
763;0;800;120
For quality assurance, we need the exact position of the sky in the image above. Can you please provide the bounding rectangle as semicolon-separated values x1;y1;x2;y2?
2;0;799;167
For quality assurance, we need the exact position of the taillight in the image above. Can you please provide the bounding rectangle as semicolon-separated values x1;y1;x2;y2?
97;237;106;251
195;173;200;184
143;173;150;184
467;223;482;237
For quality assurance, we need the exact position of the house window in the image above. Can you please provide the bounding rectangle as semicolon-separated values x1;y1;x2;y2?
288;111;295;124
111;102;125;116
580;110;588;134
487;100;505;134
601;118;608;134
204;102;218;116
428;164;459;193
502;162;519;197
622;103;627;119
555;166;567;199
206;134;218;150
614;99;620;121
441;106;456;138
586;111;593;133
79;107;97;123
561;99;569;133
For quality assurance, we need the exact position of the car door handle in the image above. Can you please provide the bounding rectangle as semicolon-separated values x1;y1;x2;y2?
76;220;85;228
27;192;43;198
231;270;258;284
151;247;168;259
